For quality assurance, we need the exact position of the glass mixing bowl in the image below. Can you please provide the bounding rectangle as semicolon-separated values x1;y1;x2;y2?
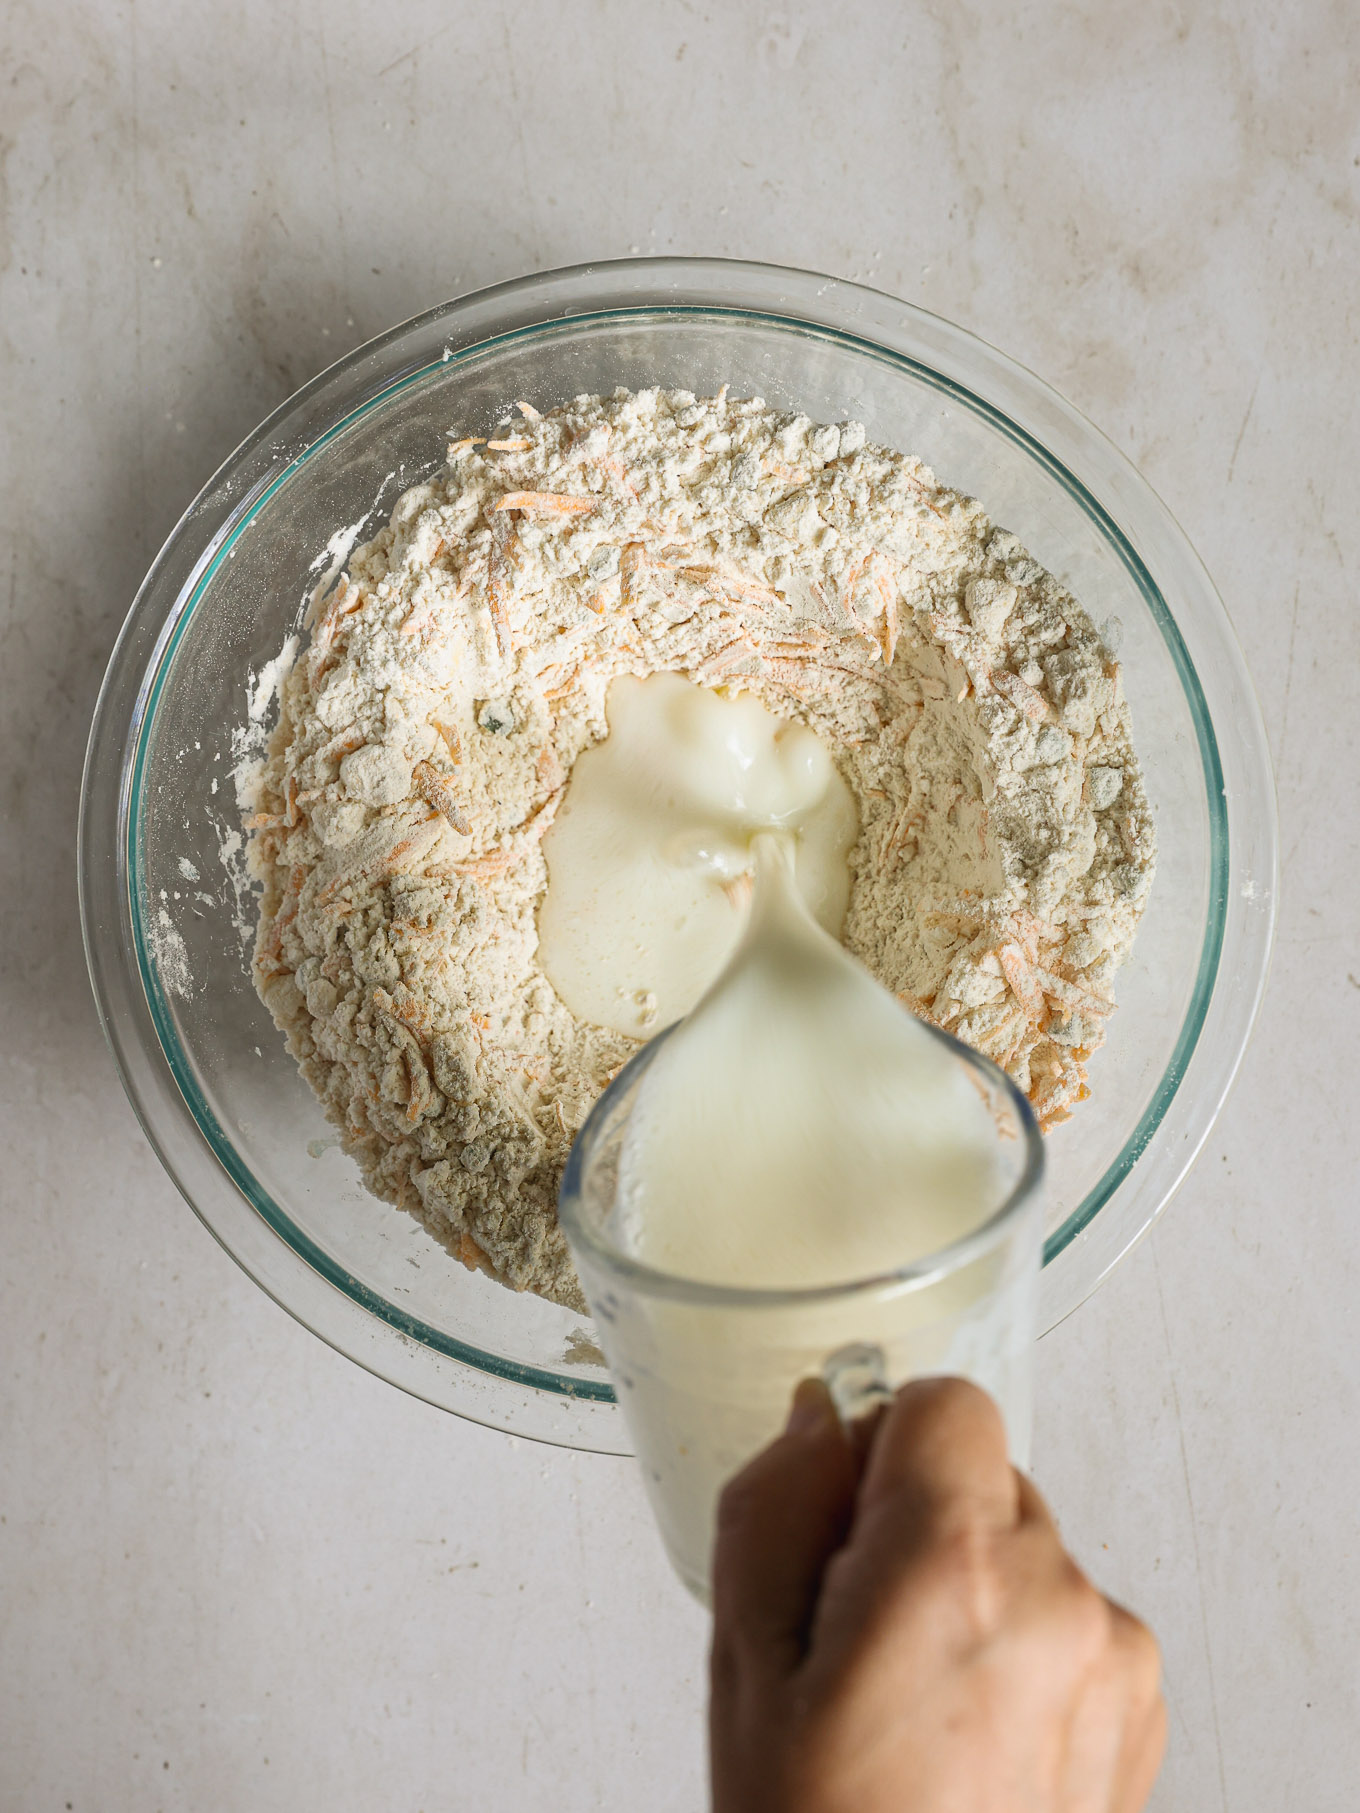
79;258;1276;1452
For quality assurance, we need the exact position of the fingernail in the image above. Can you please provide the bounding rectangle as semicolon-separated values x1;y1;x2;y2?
785;1377;834;1437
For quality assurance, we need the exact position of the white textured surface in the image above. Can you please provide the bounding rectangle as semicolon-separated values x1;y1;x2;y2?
2;3;1357;1808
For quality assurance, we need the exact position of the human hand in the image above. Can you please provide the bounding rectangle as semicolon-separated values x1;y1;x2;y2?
710;1376;1165;1813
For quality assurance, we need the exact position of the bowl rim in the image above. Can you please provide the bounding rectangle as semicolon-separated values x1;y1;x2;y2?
80;255;1278;1441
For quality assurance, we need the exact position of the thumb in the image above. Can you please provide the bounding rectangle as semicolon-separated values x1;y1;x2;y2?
710;1379;862;1680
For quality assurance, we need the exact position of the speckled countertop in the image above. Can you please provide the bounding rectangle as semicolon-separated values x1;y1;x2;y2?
3;4;1357;1808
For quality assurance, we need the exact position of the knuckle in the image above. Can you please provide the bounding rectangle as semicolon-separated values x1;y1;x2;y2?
911;1374;986;1410
932;1505;989;1568
1117;1612;1164;1695
1055;1561;1111;1652
902;1375;1004;1439
1146;1686;1170;1757
930;1516;1008;1633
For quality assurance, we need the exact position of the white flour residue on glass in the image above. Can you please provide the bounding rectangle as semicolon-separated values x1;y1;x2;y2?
213;820;257;951
308;510;376;580
230;634;299;814
152;906;194;998
299;483;398;630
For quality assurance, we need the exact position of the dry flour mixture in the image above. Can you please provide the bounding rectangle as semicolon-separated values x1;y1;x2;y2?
243;388;1155;1309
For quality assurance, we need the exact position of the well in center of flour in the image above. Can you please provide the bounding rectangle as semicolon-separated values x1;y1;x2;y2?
536;671;859;1038
243;386;1155;1312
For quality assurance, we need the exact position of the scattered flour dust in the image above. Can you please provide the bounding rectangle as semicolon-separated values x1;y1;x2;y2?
152;905;194;999
243;388;1155;1310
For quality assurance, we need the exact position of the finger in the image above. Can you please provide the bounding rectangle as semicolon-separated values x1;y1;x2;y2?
710;1378;862;1678
855;1376;1020;1539
1014;1468;1058;1531
846;1399;887;1468
1058;1600;1164;1813
1113;1689;1167;1813
1106;1605;1166;1813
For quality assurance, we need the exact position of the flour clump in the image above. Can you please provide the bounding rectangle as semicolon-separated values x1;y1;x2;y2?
243;388;1155;1309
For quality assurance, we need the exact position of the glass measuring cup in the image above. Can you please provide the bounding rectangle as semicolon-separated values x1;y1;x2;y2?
558;1027;1045;1602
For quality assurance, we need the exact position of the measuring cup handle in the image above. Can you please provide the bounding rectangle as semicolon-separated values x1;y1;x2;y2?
822;1342;893;1426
